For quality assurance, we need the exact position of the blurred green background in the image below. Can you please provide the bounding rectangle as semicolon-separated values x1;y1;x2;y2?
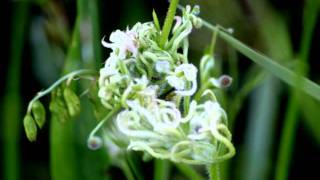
1;0;319;179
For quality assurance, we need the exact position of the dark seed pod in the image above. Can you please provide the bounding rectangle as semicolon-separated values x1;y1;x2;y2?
23;114;37;142
63;87;81;117
31;100;46;128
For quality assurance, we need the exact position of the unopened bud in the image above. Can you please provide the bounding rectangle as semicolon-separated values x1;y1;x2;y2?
192;17;203;29
192;5;200;15
218;75;233;88
23;114;37;142
87;136;103;150
32;100;46;128
210;75;233;88
49;97;70;123
63;88;81;117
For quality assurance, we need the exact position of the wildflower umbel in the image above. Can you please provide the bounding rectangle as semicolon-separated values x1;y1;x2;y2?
98;5;235;165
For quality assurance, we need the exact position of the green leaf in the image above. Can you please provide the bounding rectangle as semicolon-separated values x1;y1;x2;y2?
31;100;46;128
23;114;37;142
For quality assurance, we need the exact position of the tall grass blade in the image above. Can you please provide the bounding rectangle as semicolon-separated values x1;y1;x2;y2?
50;2;82;180
275;1;319;179
2;2;29;180
202;21;320;101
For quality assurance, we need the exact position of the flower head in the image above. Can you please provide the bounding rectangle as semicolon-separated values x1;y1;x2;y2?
93;5;235;165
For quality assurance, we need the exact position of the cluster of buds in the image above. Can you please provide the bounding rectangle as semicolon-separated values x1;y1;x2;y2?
96;5;235;165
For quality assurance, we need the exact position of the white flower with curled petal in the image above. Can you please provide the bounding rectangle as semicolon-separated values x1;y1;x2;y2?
167;64;198;96
167;76;185;90
153;99;182;132
102;29;138;59
187;100;225;141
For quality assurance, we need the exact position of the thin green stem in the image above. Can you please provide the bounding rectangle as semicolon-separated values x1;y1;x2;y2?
27;69;96;112
194;81;211;101
175;163;204;180
120;160;135;180
154;160;170;180
159;0;180;48
209;27;219;54
275;92;299;180
208;164;220;180
88;104;121;138
126;153;144;180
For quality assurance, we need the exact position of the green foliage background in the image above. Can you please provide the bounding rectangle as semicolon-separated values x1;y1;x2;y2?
1;0;319;179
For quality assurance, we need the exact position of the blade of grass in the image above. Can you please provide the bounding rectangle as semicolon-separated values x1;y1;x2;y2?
202;20;320;101
237;1;291;180
3;2;29;180
301;96;320;144
126;153;144;180
275;1;319;179
50;1;82;179
120;160;135;180
241;76;279;180
154;160;171;180
76;1;112;179
89;0;102;69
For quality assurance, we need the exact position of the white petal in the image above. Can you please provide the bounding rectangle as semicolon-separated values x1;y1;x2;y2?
155;60;171;73
167;76;185;90
176;64;198;81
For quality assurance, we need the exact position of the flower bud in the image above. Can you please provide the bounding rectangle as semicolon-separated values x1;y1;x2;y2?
63;87;81;117
218;75;233;88
49;97;70;123
87;136;103;150
192;5;200;15
23;114;37;142
210;75;233;88
192;17;203;29
31;100;46;128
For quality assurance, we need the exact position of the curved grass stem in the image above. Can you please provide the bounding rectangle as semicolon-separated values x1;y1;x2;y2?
27;69;97;112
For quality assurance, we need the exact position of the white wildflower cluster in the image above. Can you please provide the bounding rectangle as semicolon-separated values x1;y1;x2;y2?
98;6;235;165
